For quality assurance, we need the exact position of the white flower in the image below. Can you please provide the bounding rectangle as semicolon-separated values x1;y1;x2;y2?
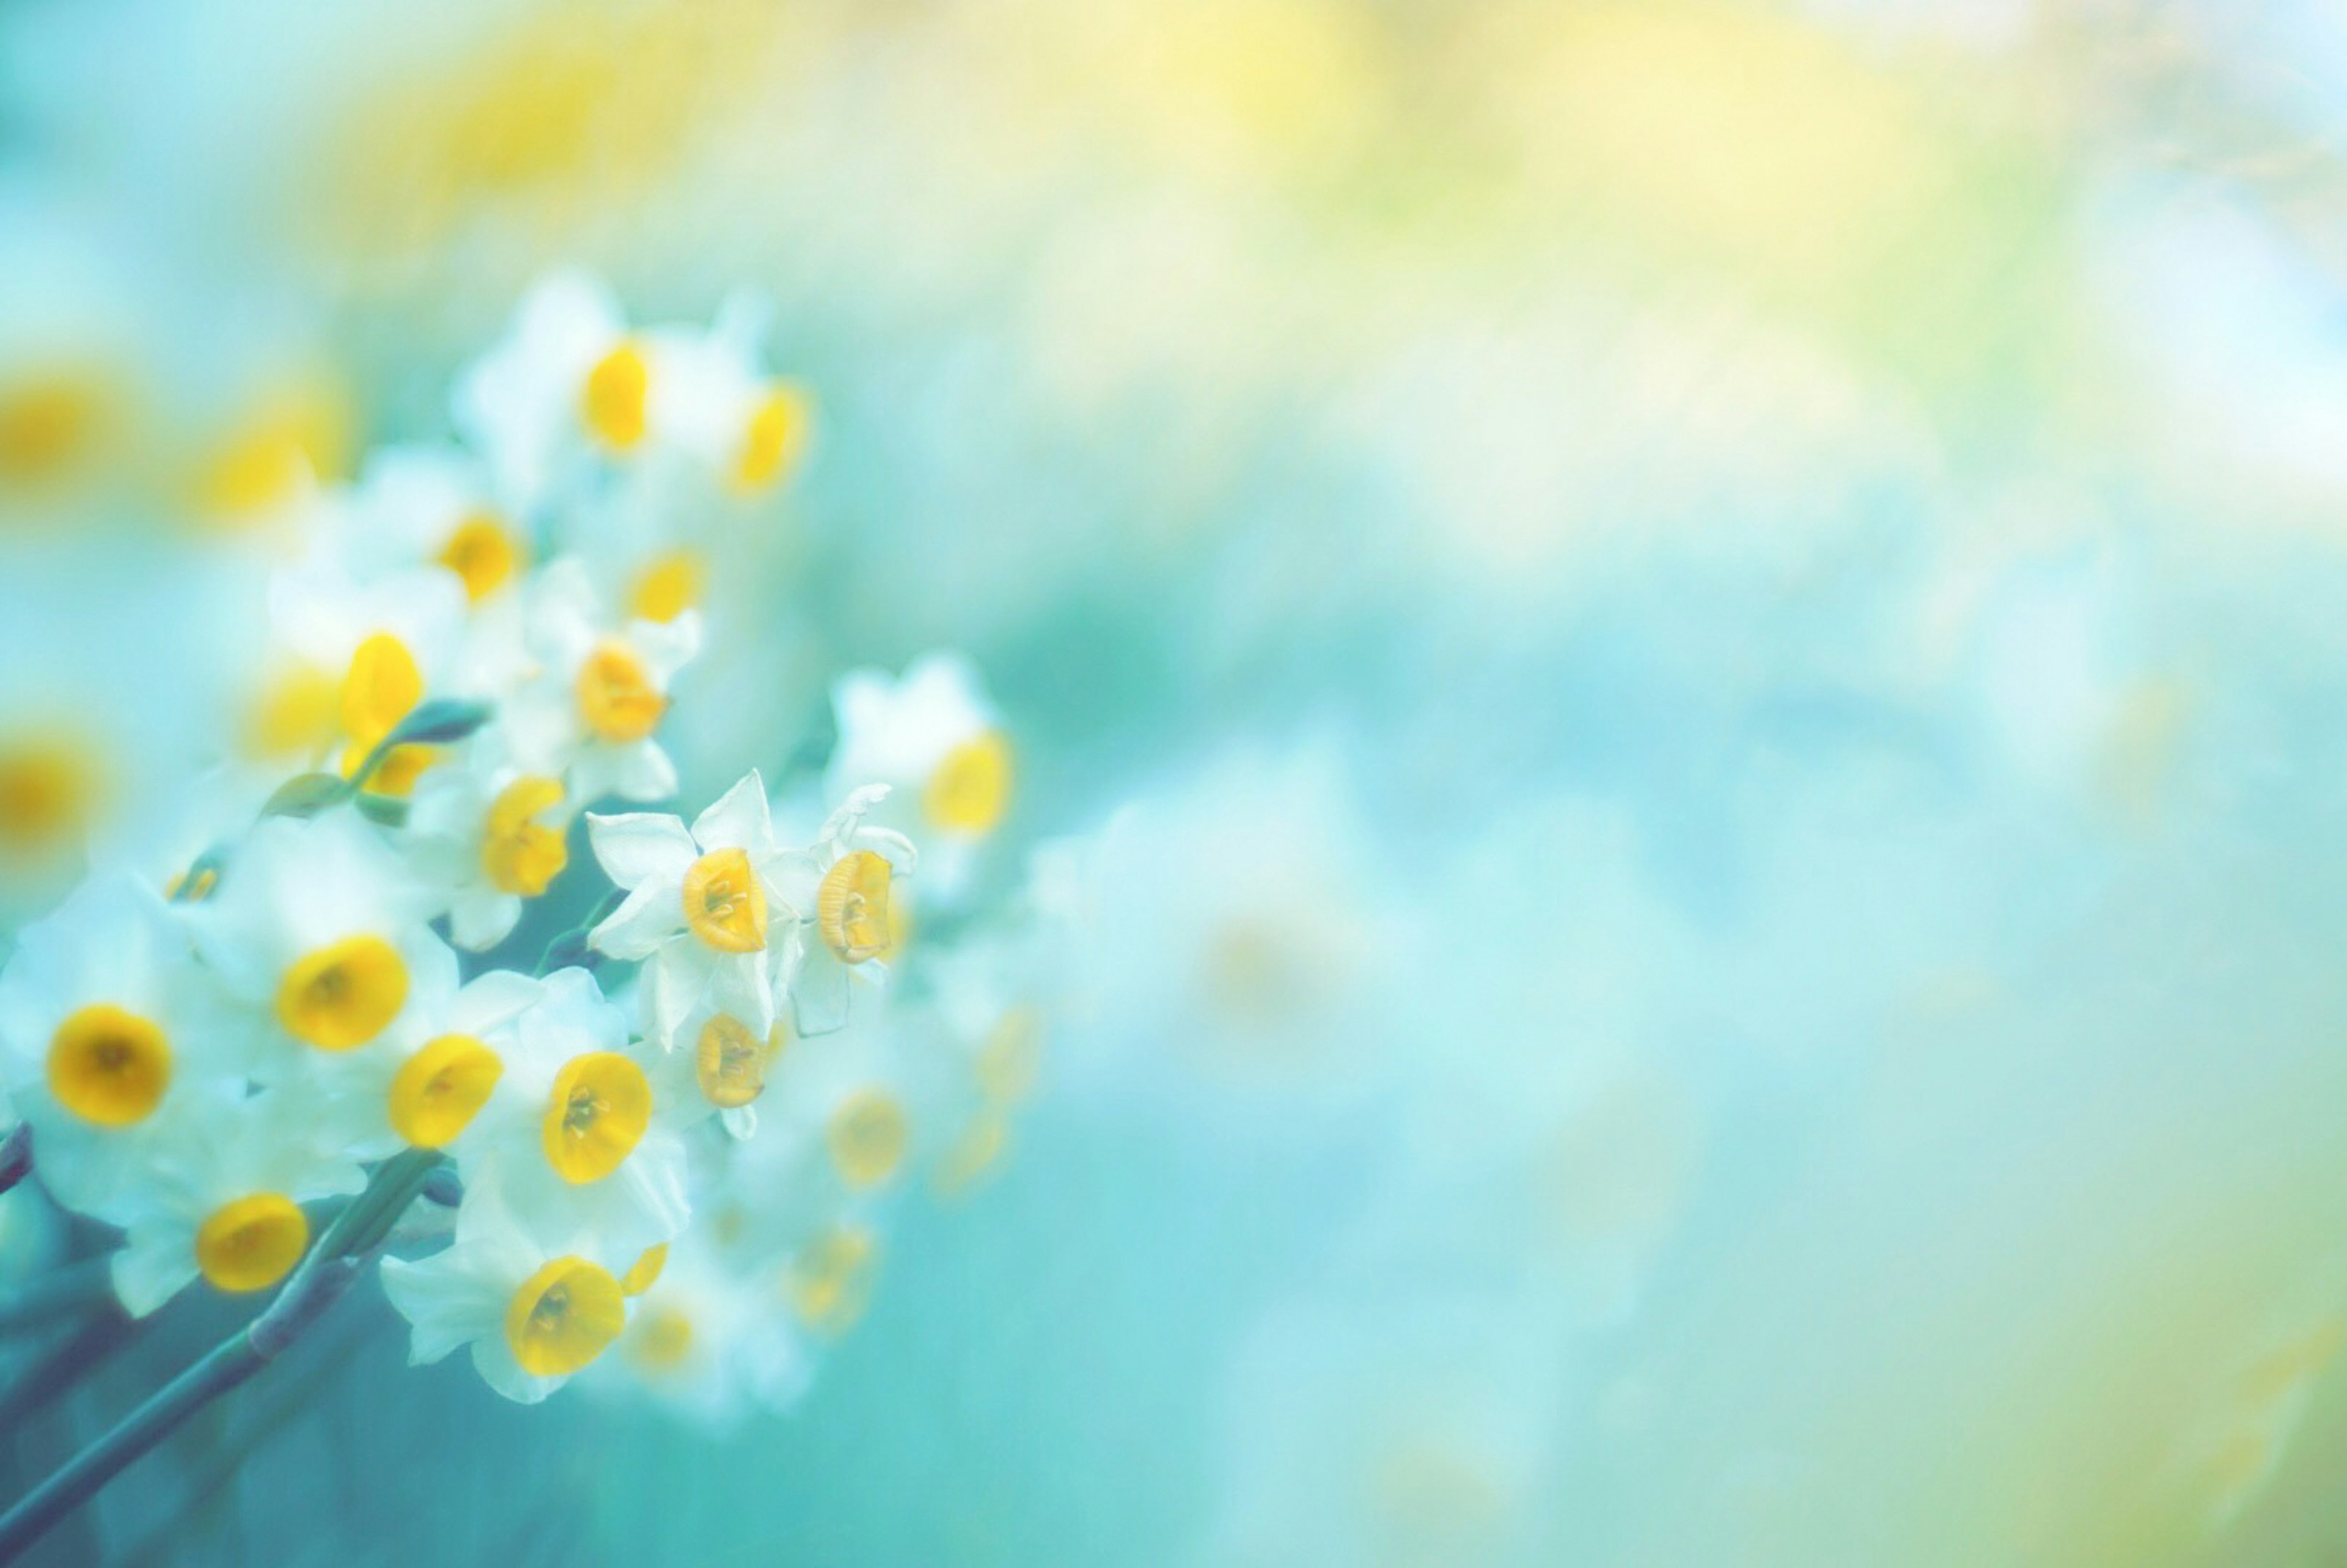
292;967;545;1163
330;444;532;609
741;1000;933;1203
108;1088;368;1317
249;561;472;792
452;967;688;1262
380;1162;639;1404
589;1228;810;1425
585;771;796;1052
455;272;813;523
827;653;1013;901
769;786;917;1036
452;271;635;516
0;872;247;1220
504;558;699;807
406;746;576;951
189;810;449;1075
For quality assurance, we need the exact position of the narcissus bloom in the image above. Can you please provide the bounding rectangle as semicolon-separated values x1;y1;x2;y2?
828;653;1012;900
381;1164;639;1404
406;747;576;950
587;1228;810;1425
769;786;917;1036
331;445;531;609
454;271;813;521
585;771;796;1051
108;1089;368;1316
0;873;244;1219
252;565;476;794
452;967;687;1262
190;810;447;1068
504;558;699;808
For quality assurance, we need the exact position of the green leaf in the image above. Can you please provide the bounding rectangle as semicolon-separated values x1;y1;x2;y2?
352;793;409;828
389;698;493;746
260;773;351;820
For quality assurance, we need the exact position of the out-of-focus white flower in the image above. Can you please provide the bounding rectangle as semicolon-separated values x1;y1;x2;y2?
590;1228;810;1425
0;873;244;1219
769;785;917;1036
747;1003;931;1203
586;771;795;1052
0;538;249;920
250;562;472;794
504;558;698;807
108;1088;368;1316
381;1163;637;1404
284;967;543;1164
189;811;448;1072
454;273;814;524
406;746;575;951
827;652;1012;901
331;445;531;609
455;967;687;1261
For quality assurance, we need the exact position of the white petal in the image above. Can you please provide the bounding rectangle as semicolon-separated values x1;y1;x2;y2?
584;812;696;889
604;740;679;804
449;889;523;953
471;1335;560;1404
690;771;772;855
111;1227;196;1319
792;950;852;1038
590;884;680;961
380;1250;506;1366
646;945;716;1050
452;970;546;1035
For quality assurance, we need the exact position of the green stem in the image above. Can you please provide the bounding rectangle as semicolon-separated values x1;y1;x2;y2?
0;1148;441;1563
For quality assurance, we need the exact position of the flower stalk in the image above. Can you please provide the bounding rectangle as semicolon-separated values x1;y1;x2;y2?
0;1148;442;1562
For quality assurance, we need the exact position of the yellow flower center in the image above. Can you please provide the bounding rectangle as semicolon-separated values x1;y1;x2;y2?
629;1306;696;1372
0;370;108;490
340;632;423;749
620;1242;668;1295
975;1006;1043;1105
436;511;526;601
694;1013;784;1108
575;640;665;743
481;775;568;896
542;1051;653;1183
46;1003;171;1126
277;935;410;1051
505;1255;626;1376
0;734;102;856
681;848;766;953
197;426;307;519
581;341;649;451
815;849;894;965
243;662;341;760
626;549;703;623
923;731;1013;835
195;1193;309;1293
735;383;812;493
826;1090;909;1190
785;1225;878;1335
934;1112;1012;1197
389;1034;504;1147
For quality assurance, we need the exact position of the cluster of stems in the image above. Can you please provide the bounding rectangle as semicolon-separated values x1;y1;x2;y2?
0;1146;445;1561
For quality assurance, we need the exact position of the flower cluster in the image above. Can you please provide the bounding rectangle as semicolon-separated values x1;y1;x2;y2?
0;277;1051;1415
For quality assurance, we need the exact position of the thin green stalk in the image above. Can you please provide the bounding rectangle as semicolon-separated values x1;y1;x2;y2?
0;1148;441;1563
